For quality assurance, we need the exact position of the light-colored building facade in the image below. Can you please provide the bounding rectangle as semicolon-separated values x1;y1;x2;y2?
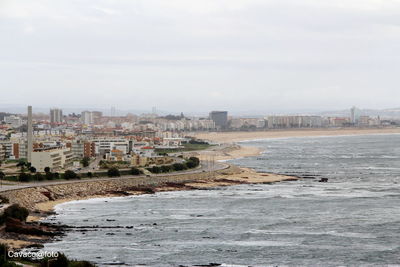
31;147;73;172
50;108;63;124
4;115;23;128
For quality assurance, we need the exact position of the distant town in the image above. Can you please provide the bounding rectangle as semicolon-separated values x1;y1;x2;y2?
0;106;399;175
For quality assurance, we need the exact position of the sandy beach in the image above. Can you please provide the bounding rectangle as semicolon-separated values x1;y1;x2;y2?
193;144;264;161
195;128;400;143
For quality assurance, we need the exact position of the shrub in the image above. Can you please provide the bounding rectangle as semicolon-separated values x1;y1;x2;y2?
44;253;69;267
130;167;142;175
16;159;26;167
0;171;5;180
107;167;120;177
161;165;172;173
29;166;36;173
172;163;187;171
0;204;29;224
81;157;90;167
147;166;161;174
0;243;20;266
45;172;54;180
19;172;32;182
86;172;93;178
44;167;51;173
34;173;45;181
39;253;96;267
64;170;78;180
189;157;200;166
185;161;195;168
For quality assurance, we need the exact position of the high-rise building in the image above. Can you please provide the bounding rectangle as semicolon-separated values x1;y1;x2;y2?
350;106;360;124
209;111;228;129
50;108;63;124
81;111;102;125
91;111;103;124
4;115;23;128
81;111;94;125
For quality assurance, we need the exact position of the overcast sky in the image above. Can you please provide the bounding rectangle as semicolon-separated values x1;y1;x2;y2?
1;0;400;114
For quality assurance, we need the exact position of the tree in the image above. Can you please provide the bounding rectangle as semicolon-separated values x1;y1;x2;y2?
16;159;26;167
29;166;36;173
44;167;51;173
0;171;5;180
189;157;200;166
0;204;29;224
81;157;90;167
107;167;120;177
19;172;32;182
64;170;78;180
149;166;161;174
34;173;44;181
130;167;142;175
86;172;93;178
172;163;187;171
161;165;172;173
45;172;54;180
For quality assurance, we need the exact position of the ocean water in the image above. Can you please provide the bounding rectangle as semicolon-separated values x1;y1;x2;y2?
43;134;400;266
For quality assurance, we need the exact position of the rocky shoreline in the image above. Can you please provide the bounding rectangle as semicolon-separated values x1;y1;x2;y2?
0;163;298;251
0;165;298;252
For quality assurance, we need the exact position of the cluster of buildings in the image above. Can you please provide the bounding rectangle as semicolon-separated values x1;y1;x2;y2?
0;106;398;173
0;107;192;172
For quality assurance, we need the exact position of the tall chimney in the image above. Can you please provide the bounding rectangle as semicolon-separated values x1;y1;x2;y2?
27;106;33;162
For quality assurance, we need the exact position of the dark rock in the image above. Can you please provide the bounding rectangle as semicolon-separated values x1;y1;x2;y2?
5;218;59;236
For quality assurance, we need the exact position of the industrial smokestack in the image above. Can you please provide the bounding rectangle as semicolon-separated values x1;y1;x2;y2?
27;106;33;162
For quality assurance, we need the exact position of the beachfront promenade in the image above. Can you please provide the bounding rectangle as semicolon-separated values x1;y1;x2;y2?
0;160;228;193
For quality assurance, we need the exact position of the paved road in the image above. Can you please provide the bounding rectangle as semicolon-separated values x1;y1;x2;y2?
0;161;228;192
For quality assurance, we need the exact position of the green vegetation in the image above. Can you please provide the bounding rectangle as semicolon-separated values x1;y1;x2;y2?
146;157;200;174
0;244;20;267
0;204;29;225
107;167;120;177
34;173;45;181
63;170;79;180
0;244;96;267
130;167;142;175
19;172;32;182
81;157;90;167
99;160;130;169
2;156;200;182
40;253;97;267
45;171;55;180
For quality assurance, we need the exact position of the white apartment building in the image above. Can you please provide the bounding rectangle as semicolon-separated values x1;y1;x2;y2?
81;111;102;125
4;115;23;128
31;147;73;172
92;138;129;155
81;111;94;125
50;108;63;124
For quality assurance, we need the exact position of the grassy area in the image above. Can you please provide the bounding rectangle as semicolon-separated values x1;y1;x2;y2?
155;143;213;154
